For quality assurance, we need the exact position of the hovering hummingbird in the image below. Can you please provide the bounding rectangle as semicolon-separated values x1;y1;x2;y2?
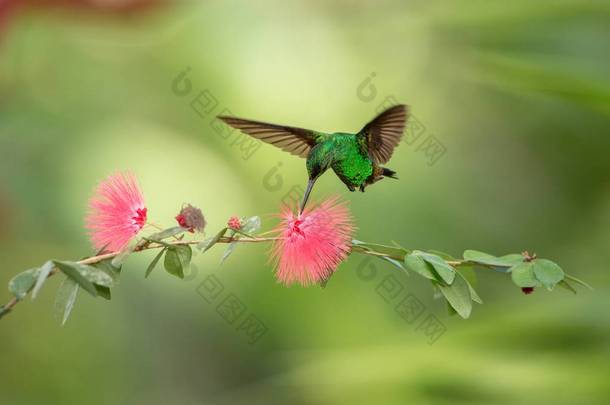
218;104;408;213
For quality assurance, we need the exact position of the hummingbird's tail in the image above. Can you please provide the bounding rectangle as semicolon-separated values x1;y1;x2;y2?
382;167;398;179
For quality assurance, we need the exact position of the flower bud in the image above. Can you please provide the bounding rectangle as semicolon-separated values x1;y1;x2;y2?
227;216;242;230
521;287;535;295
175;204;206;233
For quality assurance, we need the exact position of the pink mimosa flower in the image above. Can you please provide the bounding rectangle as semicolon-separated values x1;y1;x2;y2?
270;196;355;287
85;172;147;252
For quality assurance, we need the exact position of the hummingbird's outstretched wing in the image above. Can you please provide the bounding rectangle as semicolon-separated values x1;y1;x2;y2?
360;104;408;164
217;116;323;158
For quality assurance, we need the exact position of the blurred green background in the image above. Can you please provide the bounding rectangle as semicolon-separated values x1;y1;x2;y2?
1;0;609;404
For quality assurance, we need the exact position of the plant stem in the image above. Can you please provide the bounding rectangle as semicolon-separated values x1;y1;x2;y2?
0;234;495;319
0;235;279;316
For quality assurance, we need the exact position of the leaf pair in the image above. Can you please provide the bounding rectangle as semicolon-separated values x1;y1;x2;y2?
164;245;193;279
145;244;193;279
510;260;555;288
404;251;479;319
464;249;591;293
7;257;121;325
53;260;117;325
54;261;115;296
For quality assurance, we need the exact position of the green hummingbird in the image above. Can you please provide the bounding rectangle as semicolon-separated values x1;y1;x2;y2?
218;104;408;213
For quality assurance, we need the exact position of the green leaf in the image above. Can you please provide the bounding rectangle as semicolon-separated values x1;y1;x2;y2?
404;253;438;281
32;261;54;300
93;259;122;279
352;240;409;259
179;245;193;267
565;274;593;290
89;260;119;300
532;259;564;290
221;241;238;264
498;254;525;266
380;256;408;274
143;237;173;248
8;269;39;300
427;250;456;260
145;248;166;278
510;262;539;288
80;265;114;287
54;276;79;326
111;240;137;267
446;300;458;316
469;287;483;304
457;265;477;287
455;265;481;303
463;250;520;268
418;252;456;284
164;248;183;278
149;226;186;241
438;273;473;319
197;228;227;252
241;216;261;234
53;261;98;297
467;282;483;304
164;245;192;279
558;279;577;294
94;285;111;300
0;305;10;319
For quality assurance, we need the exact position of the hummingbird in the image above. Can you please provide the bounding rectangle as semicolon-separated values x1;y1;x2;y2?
218;104;408;213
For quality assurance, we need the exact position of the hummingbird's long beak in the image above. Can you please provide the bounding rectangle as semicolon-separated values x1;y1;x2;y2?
299;179;316;215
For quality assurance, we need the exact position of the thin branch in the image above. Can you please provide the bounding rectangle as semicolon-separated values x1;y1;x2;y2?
0;234;502;318
0;235;279;316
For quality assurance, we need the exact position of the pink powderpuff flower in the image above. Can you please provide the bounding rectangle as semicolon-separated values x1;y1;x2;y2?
85;172;147;252
270;196;355;287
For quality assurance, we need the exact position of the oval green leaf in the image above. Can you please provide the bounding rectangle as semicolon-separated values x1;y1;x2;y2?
8;269;39;300
53;261;98;297
32;261;54;300
0;305;10;319
164;245;192;279
54;276;79;325
419;252;456;284
405;253;437;280
565;274;593;290
145;248;166;278
438;273;473;319
352;240;409;259
558;280;577;294
510;262;539;288
532;259;564;290
464;250;520;268
197;228;227;252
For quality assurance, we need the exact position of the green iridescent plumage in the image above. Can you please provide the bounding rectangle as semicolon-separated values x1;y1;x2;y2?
308;133;373;187
219;104;408;212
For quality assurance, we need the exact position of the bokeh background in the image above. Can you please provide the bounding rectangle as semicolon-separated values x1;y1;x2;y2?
1;1;609;404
